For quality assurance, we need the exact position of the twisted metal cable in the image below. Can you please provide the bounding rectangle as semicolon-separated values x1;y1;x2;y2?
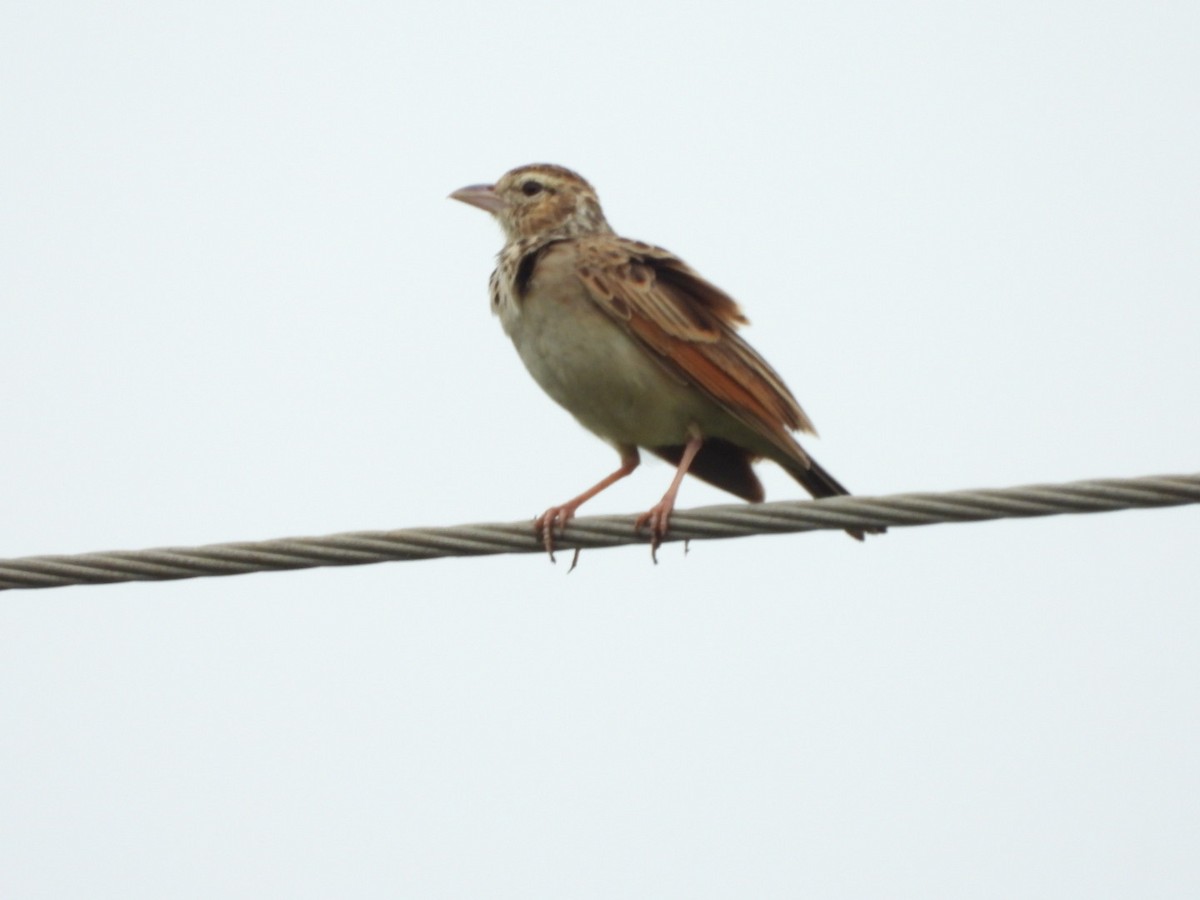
1;472;1197;592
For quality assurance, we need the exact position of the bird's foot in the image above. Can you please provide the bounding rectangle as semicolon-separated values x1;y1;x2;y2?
534;504;580;563
634;499;676;564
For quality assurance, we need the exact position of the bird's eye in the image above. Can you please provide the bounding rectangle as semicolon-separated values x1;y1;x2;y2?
521;180;544;197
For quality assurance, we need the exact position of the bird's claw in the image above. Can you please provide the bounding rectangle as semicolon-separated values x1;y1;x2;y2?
534;505;576;564
635;502;673;564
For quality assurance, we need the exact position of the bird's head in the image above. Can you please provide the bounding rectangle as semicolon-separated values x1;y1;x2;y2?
450;164;613;241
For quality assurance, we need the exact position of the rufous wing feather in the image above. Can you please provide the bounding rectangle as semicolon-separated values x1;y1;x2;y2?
574;236;818;450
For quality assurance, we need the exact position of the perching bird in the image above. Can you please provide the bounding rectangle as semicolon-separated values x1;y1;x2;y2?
451;164;882;558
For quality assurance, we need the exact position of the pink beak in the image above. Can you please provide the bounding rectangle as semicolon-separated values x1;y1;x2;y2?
449;183;505;215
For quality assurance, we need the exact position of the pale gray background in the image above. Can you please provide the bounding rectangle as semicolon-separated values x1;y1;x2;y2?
2;1;1198;897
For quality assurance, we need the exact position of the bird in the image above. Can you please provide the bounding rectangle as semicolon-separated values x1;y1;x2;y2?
450;163;882;560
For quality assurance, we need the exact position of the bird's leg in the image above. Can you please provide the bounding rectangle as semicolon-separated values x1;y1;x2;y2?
535;448;640;561
635;429;704;562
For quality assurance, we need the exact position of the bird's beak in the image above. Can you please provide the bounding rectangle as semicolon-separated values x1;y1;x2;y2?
449;183;505;215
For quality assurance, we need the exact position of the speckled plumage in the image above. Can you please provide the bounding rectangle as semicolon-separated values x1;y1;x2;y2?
451;164;881;557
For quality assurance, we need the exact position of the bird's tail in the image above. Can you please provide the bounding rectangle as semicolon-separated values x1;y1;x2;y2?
780;453;886;541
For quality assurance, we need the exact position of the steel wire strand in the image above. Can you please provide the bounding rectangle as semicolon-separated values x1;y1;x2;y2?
0;472;1196;591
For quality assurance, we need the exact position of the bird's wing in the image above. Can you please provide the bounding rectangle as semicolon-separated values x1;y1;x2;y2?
572;235;817;439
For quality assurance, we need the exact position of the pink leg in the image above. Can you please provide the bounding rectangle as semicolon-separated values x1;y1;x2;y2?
635;431;703;561
535;448;640;561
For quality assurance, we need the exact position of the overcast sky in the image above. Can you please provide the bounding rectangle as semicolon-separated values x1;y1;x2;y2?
2;1;1198;897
